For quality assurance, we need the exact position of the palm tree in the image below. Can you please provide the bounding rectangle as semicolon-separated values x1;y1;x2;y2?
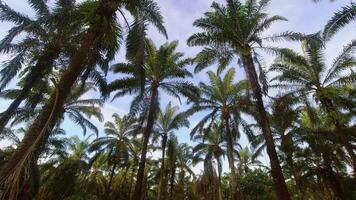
108;39;198;200
154;102;189;200
192;122;225;200
186;0;314;198
37;135;91;200
269;95;304;196
187;68;249;200
237;147;264;176
0;1;166;198
175;142;195;199
0;0;84;132
89;113;139;194
297;100;350;199
270;36;356;176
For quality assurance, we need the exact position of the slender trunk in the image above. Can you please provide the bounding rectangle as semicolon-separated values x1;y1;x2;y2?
133;86;159;200
215;156;223;200
322;153;348;200
0;44;60;133
280;135;304;197
169;163;176;200
223;114;242;200
286;155;303;194
107;162;117;193
241;53;291;200
157;132;168;200
0;1;117;196
129;161;138;200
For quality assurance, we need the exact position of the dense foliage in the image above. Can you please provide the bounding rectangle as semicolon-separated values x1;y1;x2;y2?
0;0;355;199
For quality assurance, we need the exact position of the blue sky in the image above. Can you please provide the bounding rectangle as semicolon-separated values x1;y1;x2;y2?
0;0;355;172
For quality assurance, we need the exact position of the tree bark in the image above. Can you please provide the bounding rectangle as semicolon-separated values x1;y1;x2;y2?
133;86;159;200
215;156;223;200
223;113;242;200
241;52;291;200
0;43;60;133
157;132;168;200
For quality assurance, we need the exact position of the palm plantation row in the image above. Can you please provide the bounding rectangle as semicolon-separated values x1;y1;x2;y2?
0;0;354;199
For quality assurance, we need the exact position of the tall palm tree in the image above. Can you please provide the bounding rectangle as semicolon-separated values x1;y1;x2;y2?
154;102;189;200
0;0;84;132
89;114;139;193
192;122;225;200
271;36;356;176
298;100;350;199
108;40;198;200
187;68;249;200
186;0;311;198
0;1;166;198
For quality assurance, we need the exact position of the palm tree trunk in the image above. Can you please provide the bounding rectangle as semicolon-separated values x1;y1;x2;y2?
0;44;60;133
0;1;116;196
133;86;159;200
169;164;176;200
285;153;303;197
322;153;348;200
215;156;223;200
129;161;138;200
157;132;168;200
241;53;291;200
280;135;304;197
108;162;117;193
223;114;242;200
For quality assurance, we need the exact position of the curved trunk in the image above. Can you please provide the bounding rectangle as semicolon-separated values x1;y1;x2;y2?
241;53;291;200
0;44;60;133
133;86;159;200
0;1;116;197
157;132;168;200
223;114;242;200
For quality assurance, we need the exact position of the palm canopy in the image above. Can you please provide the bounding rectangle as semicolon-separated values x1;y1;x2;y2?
89;114;140;168
108;39;198;112
187;0;309;73
154;102;190;140
0;0;84;90
270;37;356;108
187;68;250;137
192;122;226;166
